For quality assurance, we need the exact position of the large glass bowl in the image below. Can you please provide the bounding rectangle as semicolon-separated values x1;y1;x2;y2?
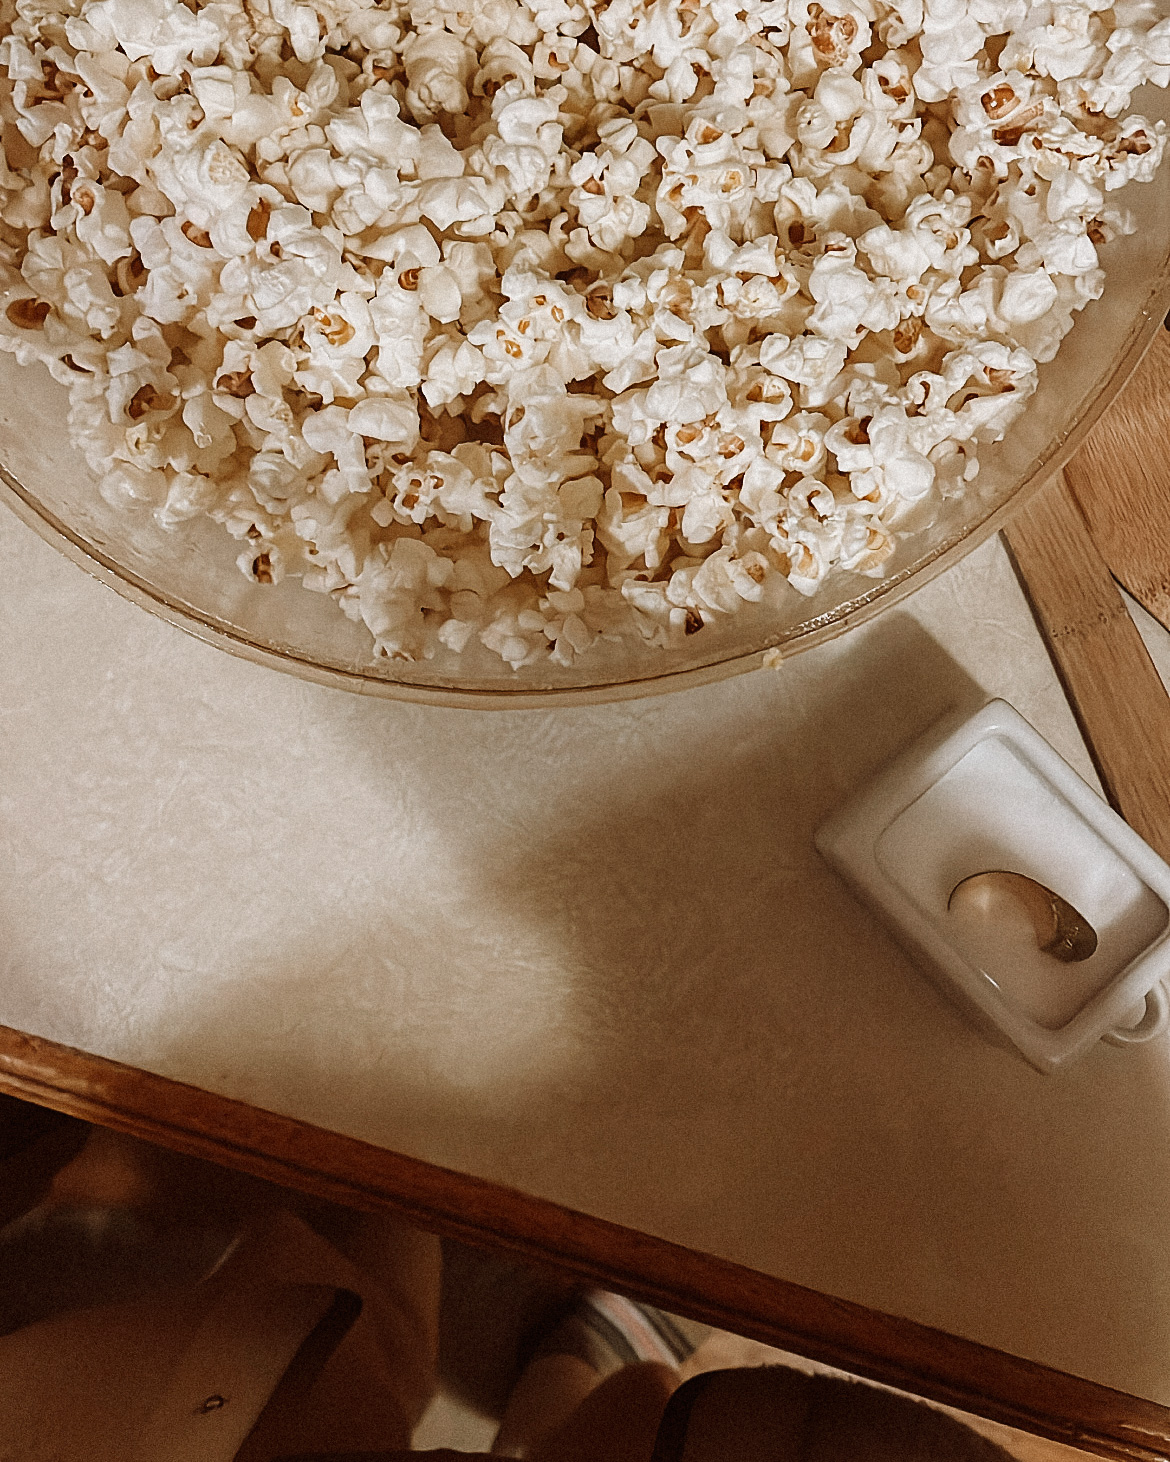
3;94;1170;708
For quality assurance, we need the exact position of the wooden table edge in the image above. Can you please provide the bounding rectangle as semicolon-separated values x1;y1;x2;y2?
0;1023;1164;1462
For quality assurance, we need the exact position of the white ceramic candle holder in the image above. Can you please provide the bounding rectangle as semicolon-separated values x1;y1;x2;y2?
815;700;1170;1072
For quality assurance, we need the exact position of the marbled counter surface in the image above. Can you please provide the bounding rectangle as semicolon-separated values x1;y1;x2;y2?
5;501;1170;1403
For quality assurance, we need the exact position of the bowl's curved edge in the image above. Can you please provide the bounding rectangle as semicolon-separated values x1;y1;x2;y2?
3;282;1169;710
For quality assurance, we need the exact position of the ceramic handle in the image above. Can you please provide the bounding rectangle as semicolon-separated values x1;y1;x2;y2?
1103;980;1170;1047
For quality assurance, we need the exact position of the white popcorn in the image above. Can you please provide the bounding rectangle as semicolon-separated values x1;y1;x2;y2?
420;332;487;405
2;0;1167;673
357;536;452;659
348;393;417;443
997;268;1060;325
418;176;507;233
74;0;225;76
417;264;463;322
403;29;475;122
690;547;770;613
759;334;847;395
72;183;133;266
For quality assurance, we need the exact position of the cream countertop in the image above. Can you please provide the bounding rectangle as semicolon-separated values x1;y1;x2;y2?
4;502;1170;1403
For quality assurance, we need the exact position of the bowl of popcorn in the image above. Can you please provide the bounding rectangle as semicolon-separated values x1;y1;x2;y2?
2;0;1169;705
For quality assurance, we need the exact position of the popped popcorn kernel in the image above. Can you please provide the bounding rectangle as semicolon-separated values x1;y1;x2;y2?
2;0;1167;670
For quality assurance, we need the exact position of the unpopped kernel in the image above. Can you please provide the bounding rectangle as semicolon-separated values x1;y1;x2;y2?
1;0;1167;669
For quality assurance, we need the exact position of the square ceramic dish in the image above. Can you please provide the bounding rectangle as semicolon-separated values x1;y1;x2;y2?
815;700;1170;1072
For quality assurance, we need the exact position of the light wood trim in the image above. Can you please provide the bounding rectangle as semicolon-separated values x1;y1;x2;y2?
0;1023;1165;1462
1002;472;1170;862
1064;328;1170;634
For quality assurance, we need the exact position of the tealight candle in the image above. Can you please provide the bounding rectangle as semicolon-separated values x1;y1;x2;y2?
815;701;1170;1071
